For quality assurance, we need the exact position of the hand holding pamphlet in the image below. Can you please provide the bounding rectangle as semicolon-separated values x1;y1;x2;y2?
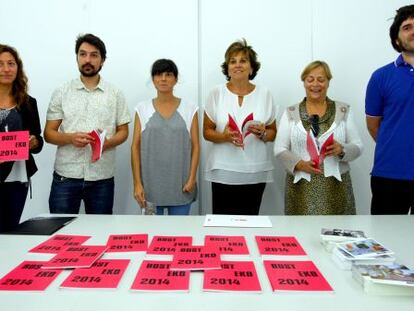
89;129;106;162
0;130;29;161
306;131;334;169
228;113;262;148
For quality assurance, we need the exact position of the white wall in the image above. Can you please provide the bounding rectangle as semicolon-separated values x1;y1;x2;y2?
0;0;411;219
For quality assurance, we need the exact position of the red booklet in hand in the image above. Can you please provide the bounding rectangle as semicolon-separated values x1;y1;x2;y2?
89;129;106;162
228;113;261;147
306;131;334;169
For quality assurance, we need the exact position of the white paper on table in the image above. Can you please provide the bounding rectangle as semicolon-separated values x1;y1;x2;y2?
203;214;272;228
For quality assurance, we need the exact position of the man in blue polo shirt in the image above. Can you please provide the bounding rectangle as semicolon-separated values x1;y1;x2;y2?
365;5;414;215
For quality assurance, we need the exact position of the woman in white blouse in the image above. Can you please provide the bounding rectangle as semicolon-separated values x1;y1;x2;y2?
274;60;362;215
203;39;277;215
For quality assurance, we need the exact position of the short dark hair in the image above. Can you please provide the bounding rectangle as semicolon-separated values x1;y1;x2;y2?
75;33;107;60
151;59;179;79
390;5;414;52
221;38;261;81
0;44;28;108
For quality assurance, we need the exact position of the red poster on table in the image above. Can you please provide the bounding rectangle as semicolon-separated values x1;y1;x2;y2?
29;234;91;254
203;261;261;292
0;261;63;291
256;236;307;256
131;260;189;292
204;235;249;255
42;245;107;269
0;131;29;161
60;259;130;289
147;236;193;255
263;260;333;292
106;234;148;252
170;246;221;271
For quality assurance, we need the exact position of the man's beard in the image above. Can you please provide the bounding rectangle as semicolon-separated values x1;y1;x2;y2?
79;63;102;77
397;38;414;54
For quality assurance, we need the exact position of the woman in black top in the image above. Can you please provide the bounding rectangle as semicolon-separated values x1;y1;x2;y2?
0;44;43;231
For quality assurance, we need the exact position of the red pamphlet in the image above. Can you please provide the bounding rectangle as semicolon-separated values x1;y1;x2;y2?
89;129;106;162
228;113;260;147
204;235;250;255
170;245;221;271
60;259;130;289
41;245;107;269
0;261;63;291
306;131;334;169
105;234;148;252
263;260;333;292
29;234;91;254
0;130;29;161
203;261;261;292
146;236;193;255
131;260;189;292
255;236;307;256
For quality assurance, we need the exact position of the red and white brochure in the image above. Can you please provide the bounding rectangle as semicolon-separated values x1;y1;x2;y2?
203;261;261;292
228;113;254;138
263;260;333;292
131;260;189;292
0;130;29;161
29;234;91;254
306;131;334;170
42;245;107;269
106;234;148;253
256;236;307;256
0;261;63;291
147;236;193;255
60;259;130;289
170;245;221;271
89;129;106;162
204;235;249;255
228;113;259;148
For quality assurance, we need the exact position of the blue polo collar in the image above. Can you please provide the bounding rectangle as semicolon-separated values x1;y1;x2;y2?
394;54;414;68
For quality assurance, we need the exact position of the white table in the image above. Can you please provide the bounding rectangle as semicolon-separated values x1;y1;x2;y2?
1;215;413;311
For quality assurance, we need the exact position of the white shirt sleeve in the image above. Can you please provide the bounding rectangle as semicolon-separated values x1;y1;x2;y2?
204;86;219;123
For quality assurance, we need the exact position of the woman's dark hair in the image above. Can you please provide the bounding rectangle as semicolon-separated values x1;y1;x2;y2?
0;44;28;108
390;5;414;52
75;33;107;60
221;38;261;81
151;59;179;78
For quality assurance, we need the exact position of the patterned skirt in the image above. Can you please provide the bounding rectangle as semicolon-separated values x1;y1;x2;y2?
285;170;356;215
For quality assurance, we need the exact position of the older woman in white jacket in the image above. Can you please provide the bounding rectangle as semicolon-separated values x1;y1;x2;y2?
274;61;362;215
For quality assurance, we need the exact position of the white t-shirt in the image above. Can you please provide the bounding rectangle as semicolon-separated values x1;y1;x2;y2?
204;84;277;184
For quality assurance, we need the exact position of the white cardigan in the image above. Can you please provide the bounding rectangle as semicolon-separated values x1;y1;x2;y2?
274;101;362;183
